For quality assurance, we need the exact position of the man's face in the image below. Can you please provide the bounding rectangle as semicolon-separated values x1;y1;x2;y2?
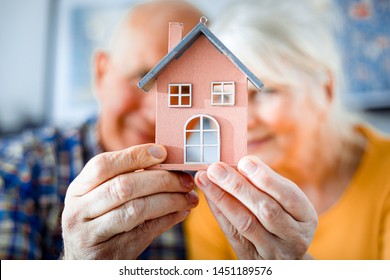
95;21;168;151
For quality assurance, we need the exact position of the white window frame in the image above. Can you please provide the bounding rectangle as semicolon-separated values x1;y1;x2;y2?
168;83;192;107
184;114;220;164
211;81;235;106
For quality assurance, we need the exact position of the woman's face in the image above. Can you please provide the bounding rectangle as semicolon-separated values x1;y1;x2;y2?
247;78;330;172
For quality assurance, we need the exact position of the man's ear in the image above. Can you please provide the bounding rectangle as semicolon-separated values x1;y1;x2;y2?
324;70;335;104
94;50;109;92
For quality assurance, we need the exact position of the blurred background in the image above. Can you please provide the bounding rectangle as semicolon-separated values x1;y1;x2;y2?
0;0;389;135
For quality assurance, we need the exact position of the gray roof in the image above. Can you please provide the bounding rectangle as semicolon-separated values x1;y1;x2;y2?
138;20;264;92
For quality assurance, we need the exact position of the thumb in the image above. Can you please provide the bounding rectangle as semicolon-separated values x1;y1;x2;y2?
67;144;167;197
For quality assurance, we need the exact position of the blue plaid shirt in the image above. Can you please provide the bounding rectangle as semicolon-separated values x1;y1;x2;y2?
0;118;185;259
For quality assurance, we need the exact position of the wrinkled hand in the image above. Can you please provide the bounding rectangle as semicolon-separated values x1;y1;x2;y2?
195;155;318;260
62;144;198;259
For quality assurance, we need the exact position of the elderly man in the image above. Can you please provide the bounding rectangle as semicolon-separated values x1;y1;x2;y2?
0;0;203;259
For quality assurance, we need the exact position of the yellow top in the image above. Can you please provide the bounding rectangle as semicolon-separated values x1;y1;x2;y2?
184;126;390;259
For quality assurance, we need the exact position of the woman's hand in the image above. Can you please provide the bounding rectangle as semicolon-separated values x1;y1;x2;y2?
195;155;318;260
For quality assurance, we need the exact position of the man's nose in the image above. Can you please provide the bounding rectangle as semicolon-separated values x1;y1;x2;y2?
128;82;146;108
139;90;156;113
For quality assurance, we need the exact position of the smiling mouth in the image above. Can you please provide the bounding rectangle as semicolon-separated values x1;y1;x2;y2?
248;135;273;149
134;124;155;141
140;130;155;142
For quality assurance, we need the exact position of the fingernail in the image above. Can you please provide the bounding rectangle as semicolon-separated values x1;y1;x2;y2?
186;191;199;204
208;163;228;181
240;158;257;175
197;171;212;188
148;145;166;159
178;210;191;218
178;173;194;189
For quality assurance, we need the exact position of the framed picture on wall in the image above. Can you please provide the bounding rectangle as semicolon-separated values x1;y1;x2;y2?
338;0;390;109
50;0;137;127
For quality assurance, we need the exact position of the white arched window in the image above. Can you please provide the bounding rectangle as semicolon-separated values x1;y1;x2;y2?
184;115;220;164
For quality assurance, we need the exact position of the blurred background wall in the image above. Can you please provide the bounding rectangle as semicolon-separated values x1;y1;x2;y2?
0;0;51;133
0;0;389;135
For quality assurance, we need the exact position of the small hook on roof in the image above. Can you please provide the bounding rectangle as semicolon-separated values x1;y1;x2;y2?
200;16;208;25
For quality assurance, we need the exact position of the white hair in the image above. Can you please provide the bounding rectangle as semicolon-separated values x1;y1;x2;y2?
212;0;362;148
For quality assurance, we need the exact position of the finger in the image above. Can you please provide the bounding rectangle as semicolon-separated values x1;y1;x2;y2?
196;171;275;259
81;171;194;219
204;195;259;259
88;191;199;239
237;155;316;222
98;210;191;259
206;163;300;240
68;144;167;197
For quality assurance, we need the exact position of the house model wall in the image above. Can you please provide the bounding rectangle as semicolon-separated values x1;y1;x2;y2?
138;17;263;170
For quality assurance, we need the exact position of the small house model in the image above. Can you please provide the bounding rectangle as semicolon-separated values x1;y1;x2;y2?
138;17;263;170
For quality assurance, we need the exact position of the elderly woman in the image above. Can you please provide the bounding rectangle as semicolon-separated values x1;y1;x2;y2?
185;0;390;259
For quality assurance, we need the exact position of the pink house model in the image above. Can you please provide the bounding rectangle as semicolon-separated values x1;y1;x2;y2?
138;17;263;170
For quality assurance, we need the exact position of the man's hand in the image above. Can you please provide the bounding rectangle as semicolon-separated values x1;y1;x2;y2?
62;144;198;259
195;155;317;260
